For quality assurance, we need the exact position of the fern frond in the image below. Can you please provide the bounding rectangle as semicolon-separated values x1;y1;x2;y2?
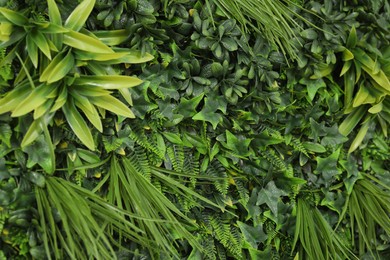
206;160;229;195
128;145;151;180
235;179;250;205
166;144;185;172
129;124;164;159
263;149;288;172
290;138;309;157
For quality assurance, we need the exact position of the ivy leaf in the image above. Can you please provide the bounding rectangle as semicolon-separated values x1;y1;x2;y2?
192;97;224;129
23;135;55;173
222;130;252;157
237;221;267;248
320;124;348;147
0;123;12;147
300;78;326;102
256;181;287;216
176;94;204;118
314;148;342;185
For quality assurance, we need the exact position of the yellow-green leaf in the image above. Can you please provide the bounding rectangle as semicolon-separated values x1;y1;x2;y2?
69;84;112;97
12;84;53;117
65;0;96;31
21;118;43;147
93;29;129;46
89;95;135;118
62;99;95;150
74;75;143;89
26;34;38;68
362;65;390;92
340;60;352;76
40;50;74;83
0;84;30;114
47;0;62;25
352;84;376;107
342;49;354;61
63;30;113;53
368;102;383;114
346;26;357;49
0;7;28;26
74;50;127;61
75;99;103;132
348;118;371;154
31;30;52;59
100;50;154;64
339;106;366;136
353;48;376;71
34;98;55;119
50;86;67;112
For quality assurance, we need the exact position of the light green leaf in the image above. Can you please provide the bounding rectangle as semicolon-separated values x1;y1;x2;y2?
12;84;52;117
62;100;95;150
93;29;129;46
0;7;28;26
40;50;74;83
74;99;103;132
98;50;154;64
31;30;52;59
47;0;62;25
74;75;143;89
63;30;113;53
348;119;371;154
26;34;38;68
65;0;96;31
89;95;135;118
74;50;127;61
339;106;366;136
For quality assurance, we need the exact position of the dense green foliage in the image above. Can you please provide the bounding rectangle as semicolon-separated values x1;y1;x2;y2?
0;0;389;259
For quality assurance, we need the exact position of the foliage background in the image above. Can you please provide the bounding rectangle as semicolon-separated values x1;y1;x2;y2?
0;0;389;259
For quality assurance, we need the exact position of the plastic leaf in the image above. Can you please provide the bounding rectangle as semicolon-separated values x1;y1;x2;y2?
89;95;135;118
0;7;28;26
74;75;143;89
63;30;113;53
62;100;95;150
65;0;96;31
40;50;74;83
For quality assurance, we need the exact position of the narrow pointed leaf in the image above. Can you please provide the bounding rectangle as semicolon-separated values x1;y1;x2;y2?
62;100;95;150
65;0;96;31
339;106;366;136
12;84;53;117
47;0;62;25
89;95;135;118
26;34;38;68
31;30;52;59
40;50;74;83
348;119;371;154
75;99;103;132
74;75;143;89
93;29;129;45
63;30;113;53
0;7;28;26
0;85;30;114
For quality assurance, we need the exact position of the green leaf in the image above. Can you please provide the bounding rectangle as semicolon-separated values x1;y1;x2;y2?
256;181;287;216
63;30;113;53
74;75;143;89
315;149;342;183
89;95;135;118
93;29;129;46
40;50;74;83
302;142;326;153
348;118;371;154
28;171;46;187
11;84;53;117
65;0;96;31
26;34;38;68
301;28;318;40
222;130;252;157
62;99;95;150
175;94;204;118
346;26;357;48
0;7;28;26
24;133;55;174
74;98;103;132
237;221;267;248
30;30;52;59
0;123;12;147
339;106;366;136
47;0;62;25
